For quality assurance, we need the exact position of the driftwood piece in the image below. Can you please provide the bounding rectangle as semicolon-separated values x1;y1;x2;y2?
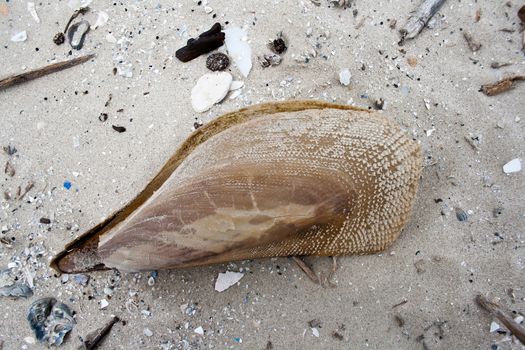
475;295;525;345
175;23;225;62
399;0;447;43
480;76;525;96
80;316;120;350
0;54;95;91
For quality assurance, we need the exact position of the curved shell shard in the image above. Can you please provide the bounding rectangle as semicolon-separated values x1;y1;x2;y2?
52;101;421;273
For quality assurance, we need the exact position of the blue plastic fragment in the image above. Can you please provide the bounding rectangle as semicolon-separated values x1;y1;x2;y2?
63;181;72;190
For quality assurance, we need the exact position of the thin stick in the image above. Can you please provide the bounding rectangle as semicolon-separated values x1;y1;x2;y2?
399;0;447;43
292;256;320;284
475;295;525;345
0;54;95;91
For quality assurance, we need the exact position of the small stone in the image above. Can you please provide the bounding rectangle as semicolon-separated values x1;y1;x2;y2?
514;315;524;324
144;328;153;337
100;298;109;309
258;54;282;68
206;53;230;71
39;217;51;224
194;326;204;335
503;158;521;174
339;68;351;86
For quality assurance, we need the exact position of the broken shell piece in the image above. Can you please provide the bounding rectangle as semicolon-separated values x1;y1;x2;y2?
503;158;522;173
51;100;421;273
67;20;90;50
215;271;245;292
11;31;27;42
27;2;40;23
224;27;252;77
229;81;244;91
0;283;33;298
68;0;92;10
93;11;109;29
258;54;282;68
339;68;351;86
27;298;75;346
191;72;233;112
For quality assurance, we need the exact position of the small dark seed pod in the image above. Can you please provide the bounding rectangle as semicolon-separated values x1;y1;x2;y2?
206;53;230;71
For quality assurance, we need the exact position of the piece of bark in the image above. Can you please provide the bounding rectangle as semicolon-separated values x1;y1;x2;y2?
518;5;525;23
0;54;95;91
480;76;525;96
475;295;525;345
399;0;447;43
80;316;120;350
463;32;481;52
176;23;225;62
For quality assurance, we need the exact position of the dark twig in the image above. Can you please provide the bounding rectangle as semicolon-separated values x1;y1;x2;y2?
292;256;320;284
81;316;120;350
0;54;95;91
475;295;525;345
399;0;447;44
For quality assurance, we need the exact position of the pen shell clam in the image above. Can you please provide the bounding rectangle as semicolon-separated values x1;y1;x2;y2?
52;101;421;273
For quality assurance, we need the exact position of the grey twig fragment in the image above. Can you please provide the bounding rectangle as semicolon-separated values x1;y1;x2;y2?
399;0;447;43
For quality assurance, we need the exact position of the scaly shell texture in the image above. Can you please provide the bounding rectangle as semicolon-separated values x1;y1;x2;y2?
53;101;421;273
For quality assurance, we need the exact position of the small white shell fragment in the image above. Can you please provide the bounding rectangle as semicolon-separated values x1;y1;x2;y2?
100;298;109;309
503;158;521;174
489;321;500;332
194;326;204;335
143;328;153;337
67;0;92;10
229;81;244;91
191;72;233;113
24;337;36;344
11;31;27;42
204;6;213;13
93;11;109;29
311;327;320;337
339;68;351;86
224;27;252;77
426;128;435;137
515;315;524;324
214;271;244;292
229;89;242;100
27;2;40;23
105;33;117;43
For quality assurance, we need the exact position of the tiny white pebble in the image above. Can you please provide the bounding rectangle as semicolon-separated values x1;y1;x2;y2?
194;326;204;335
100;298;109;309
144;328;153;337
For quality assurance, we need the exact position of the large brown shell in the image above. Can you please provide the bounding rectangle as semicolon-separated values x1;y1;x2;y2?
52;100;421;273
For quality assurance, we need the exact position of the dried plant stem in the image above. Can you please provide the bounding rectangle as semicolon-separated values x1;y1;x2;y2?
399;0;447;43
292;256;320;284
475;295;525;345
0;54;95;91
480;76;525;96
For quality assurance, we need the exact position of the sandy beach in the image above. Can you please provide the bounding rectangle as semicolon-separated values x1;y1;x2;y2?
1;0;524;349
